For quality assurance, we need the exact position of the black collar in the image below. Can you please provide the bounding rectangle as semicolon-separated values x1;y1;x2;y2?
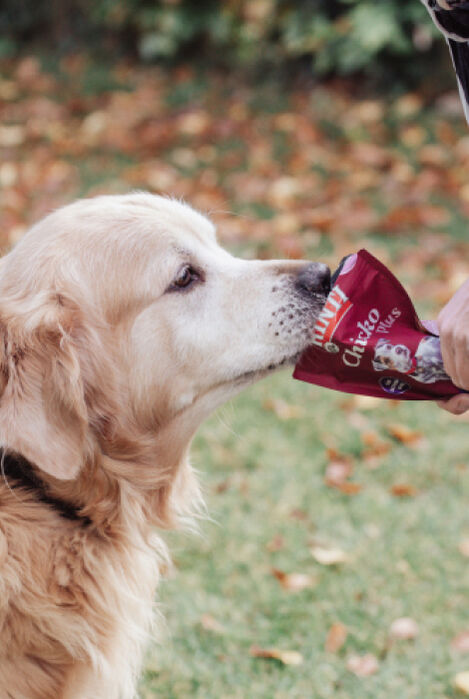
0;448;91;526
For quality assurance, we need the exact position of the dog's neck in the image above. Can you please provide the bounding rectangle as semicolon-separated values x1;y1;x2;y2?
0;448;91;526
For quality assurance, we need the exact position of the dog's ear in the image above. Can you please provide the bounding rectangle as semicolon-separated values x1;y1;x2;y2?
0;293;92;480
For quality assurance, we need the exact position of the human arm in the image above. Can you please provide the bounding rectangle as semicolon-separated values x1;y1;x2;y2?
437;277;469;413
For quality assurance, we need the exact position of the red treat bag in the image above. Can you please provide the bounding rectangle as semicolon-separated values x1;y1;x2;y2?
293;249;463;400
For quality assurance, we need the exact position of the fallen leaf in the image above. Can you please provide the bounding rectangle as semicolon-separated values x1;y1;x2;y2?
459;540;469;557
390;483;418;497
200;614;225;634
346;653;379;677
325;622;348;653
262;398;303;420
389;617;419;640
334;482;363;495
351;100;385;125
418;205;451;228
267;176;301;205
361;431;391;458
214;478;230;494
324;459;353;486
0;79;19;101
276;235;304;259
452;631;469;652
347;411;370;431
419;143;449;167
311;545;348;566
272;212;301;235
400;124;426;148
81;110;109;145
0;125;25;147
266;534;285;552
324;453;362;493
0;162;18;188
350;142;389;168
448;270;469;295
250;645;303;665
394;93;423;117
454;671;469;694
289;508;308;521
170;147;198;169
387;423;422;446
271;568;317;592
351;395;381;410
177;110;211;136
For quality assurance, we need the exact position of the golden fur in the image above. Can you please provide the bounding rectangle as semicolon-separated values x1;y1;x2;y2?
0;193;328;698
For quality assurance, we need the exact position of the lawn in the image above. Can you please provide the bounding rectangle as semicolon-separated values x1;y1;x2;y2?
142;374;469;698
1;54;469;697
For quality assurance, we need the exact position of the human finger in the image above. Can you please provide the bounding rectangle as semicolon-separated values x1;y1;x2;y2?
438;320;458;383
452;333;469;389
436;393;469;414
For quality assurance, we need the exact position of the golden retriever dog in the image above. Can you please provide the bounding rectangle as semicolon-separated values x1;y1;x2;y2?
0;192;330;698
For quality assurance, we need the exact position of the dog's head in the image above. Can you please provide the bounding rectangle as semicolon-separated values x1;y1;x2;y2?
0;193;329;482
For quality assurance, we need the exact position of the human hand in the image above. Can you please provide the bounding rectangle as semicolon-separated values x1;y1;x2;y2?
437;393;469;415
437;276;469;414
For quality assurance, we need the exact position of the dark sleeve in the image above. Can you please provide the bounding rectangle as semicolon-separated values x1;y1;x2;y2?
432;6;469;39
421;1;469;123
448;38;469;107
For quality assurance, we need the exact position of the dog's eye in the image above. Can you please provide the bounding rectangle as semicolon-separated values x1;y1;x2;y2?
170;265;200;291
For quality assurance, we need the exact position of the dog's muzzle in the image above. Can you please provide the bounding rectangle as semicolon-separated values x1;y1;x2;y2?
295;262;331;297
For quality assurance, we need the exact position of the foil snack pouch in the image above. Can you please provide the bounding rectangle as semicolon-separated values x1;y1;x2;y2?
293;249;462;400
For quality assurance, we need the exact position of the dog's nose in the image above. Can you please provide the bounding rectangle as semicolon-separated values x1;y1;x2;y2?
295;262;331;296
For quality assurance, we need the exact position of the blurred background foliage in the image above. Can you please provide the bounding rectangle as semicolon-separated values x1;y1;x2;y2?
0;0;448;86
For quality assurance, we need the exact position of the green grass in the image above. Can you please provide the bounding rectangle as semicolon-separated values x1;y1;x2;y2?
140;373;469;698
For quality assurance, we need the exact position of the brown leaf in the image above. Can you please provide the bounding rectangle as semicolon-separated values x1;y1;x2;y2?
333;481;363;495
267;176;301;206
387;423;422;446
454;671;469;694
289;508;308;521
346;653;379;677
276;235;304;259
262;398;303;420
214;478;231;494
389;617;419;640
0;79;19;101
325;459;352;486
361;431;391;458
347;411;370;431
350;395;381;410
390;483;418;497
350;142;390;168
418;205;451;228
451;631;469;652
459;540;469;557
311;545;348;566
324;457;362;494
177;110;211;136
250;645;303;665
394;93;423;117
400;125;426;148
419;144;449;168
271;568;317;592
266;534;285;552
0;125;25;147
350;100;385;125
325;623;348;653
200;614;225;634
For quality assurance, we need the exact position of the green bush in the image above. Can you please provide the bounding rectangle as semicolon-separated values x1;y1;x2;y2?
0;0;441;80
